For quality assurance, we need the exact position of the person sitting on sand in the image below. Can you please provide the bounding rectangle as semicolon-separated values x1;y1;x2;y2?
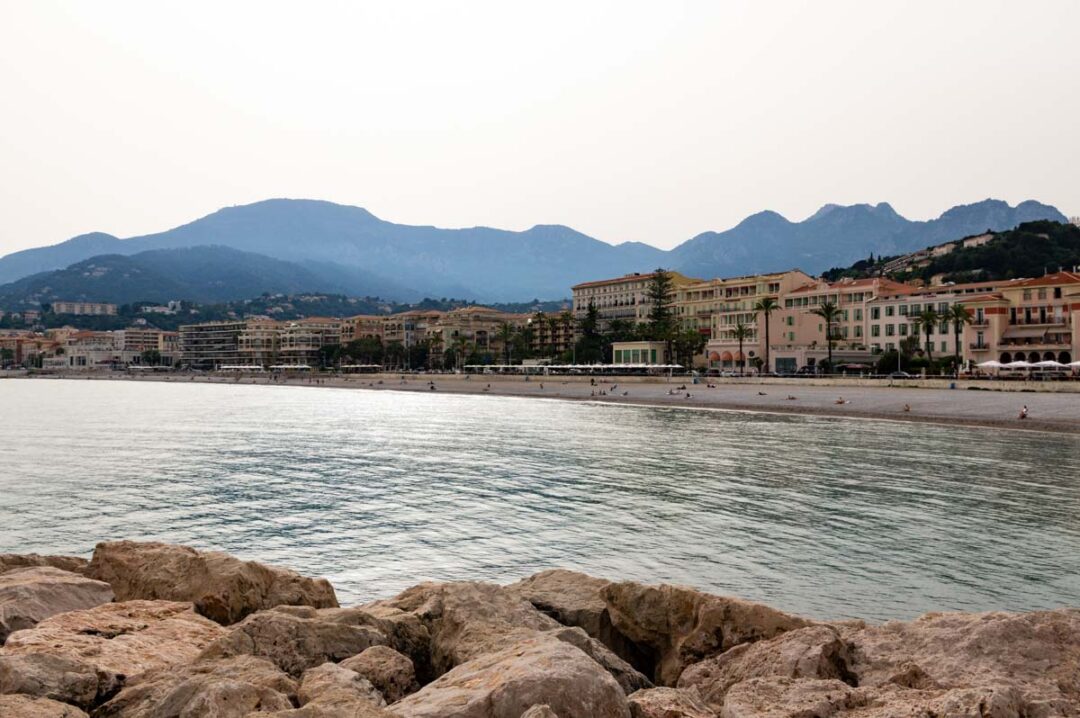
1019;405;1029;420
786;395;797;400
758;391;767;396
903;404;911;413
834;397;848;405
685;392;691;399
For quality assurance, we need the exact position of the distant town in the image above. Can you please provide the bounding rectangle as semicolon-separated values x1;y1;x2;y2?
3;221;1080;375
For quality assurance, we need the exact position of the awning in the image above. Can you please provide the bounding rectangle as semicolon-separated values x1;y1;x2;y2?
1003;327;1048;339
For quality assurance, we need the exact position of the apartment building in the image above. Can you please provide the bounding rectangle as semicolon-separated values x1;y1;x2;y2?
340;315;385;343
525;311;575;357
277;318;343;367
51;301;118;316
180;321;248;369
383;310;444;348
571;271;699;330
237;320;280;367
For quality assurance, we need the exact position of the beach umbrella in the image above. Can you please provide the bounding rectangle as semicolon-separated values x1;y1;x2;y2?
1032;360;1066;368
976;360;1003;368
1069;361;1080;368
1003;360;1032;369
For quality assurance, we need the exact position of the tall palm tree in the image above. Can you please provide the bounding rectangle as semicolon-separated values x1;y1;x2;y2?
546;316;560;358
428;333;444;369
559;310;575;361
451;335;470;371
947;304;972;372
810;301;841;372
497;322;516;364
912;307;940;364
732;321;753;376
752;296;779;373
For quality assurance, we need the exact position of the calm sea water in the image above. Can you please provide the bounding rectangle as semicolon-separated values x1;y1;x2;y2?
2;378;1078;621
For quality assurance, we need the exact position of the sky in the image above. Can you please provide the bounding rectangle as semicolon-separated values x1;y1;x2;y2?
1;1;1077;257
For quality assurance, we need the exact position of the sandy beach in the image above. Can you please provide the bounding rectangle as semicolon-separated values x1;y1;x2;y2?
16;371;1080;434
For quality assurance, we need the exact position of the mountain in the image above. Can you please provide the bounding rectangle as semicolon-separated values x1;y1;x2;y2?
0;246;399;308
0;198;1066;302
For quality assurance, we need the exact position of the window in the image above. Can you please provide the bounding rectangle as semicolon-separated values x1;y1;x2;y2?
854;308;863;321
1038;289;1047;300
938;302;948;314
940;322;949;334
886;325;895;336
871;325;881;337
788;331;795;341
899;323;908;336
940;341;946;353
885;306;895;317
871;307;880;320
910;303;921;314
899;305;908;316
854;326;862;338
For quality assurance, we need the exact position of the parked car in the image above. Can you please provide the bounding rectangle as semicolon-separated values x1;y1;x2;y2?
890;371;914;379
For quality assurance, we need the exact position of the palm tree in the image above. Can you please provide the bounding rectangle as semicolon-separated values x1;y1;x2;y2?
428;333;444;369
546;316;560;358
731;321;753;376
451;335;470;371
752;296;779;373
559;310;575;362
947;304;971;372
497;322;516;364
912;307;940;365
811;301;841;372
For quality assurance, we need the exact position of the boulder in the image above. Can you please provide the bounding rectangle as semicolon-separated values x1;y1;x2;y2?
626;687;716;718
298;662;385;707
549;627;652;695
0;600;225;690
93;655;296;717
388;633;631;718
198;609;387;676
0;693;89;717
0;567;114;644
518;707;558;718
340;645;419;703
0;653;119;710
507;570;651;673
374;581;561;676
717;677;855;718
678;626;854;709
601;582;811;686
248;692;393;717
86;541;338;625
0;554;89;576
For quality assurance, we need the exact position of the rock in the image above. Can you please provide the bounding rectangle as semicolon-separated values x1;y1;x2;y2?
518;707;558;718
626;687;716;718
0;554;89;576
340;645;419;703
549;627;652;695
678;626;853;709
93;655;296;717
0;692;90;716
374;581;562;676
86;541;338;625
0;567;115;644
507;570;651;673
848;683;1030;718
844;608;1080;715
718;677;855;718
601;582;811;686
389;633;631;718
199;609;388;676
0;600;225;690
0;653;119;710
249;692;393;717
298;662;385;707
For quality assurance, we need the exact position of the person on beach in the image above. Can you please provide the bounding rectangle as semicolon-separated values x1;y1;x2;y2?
834;397;848;405
1019;405;1029;420
903;404;911;413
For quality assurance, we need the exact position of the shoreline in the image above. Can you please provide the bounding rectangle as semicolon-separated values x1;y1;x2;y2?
13;371;1080;435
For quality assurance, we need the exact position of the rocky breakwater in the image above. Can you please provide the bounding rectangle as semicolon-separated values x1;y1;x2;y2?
0;545;1073;717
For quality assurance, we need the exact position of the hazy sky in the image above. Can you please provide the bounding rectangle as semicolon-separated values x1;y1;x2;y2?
1;1;1077;256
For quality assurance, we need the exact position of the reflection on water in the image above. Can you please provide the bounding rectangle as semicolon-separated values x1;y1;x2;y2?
2;378;1078;620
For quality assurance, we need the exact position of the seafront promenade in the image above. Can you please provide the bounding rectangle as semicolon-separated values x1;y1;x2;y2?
13;371;1080;433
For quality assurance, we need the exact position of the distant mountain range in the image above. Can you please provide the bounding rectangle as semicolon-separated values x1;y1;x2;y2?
0;198;1067;307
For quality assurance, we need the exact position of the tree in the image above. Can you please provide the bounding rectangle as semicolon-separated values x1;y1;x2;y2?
384;340;406;369
947;304;971;372
316;343;343;369
732;321;753;376
912;307;940;365
140;348;162;366
546;315;560;357
646;268;677;356
672;328;706;368
497;322;516;364
575;302;606;364
559;310;574;361
451;335;471;370
810;301;841;372
752;296;779;373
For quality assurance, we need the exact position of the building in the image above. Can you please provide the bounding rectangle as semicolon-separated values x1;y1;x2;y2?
277;318;342;367
524;311;575;358
180;321;247;369
340;315;385;343
236;320;280;367
612;341;669;364
571;271;700;330
51;301;118;316
382;310;444;348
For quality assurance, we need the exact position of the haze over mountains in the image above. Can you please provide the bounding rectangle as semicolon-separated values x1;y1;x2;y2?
0;198;1067;307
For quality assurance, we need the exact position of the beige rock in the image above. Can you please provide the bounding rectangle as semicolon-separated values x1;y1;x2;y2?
0;567;114;644
627;687;715;718
198;609;388;676
0;692;90;717
519;706;559;718
848;683;1030;718
0;652;118;710
601;582;811;686
249;691;393;717
94;655;296;717
507;570;651;672
0;600;225;688
340;645;419;703
0;554;89;576
678;626;853;709
298;662;385;707
388;633;631;718
549;627;652;695
86;541;338;625
718;677;855;718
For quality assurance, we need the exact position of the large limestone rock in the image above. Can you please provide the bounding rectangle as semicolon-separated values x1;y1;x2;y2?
549;627;652;695
518;707;558;718
0;554;89;576
93;655;296;717
717;677;855;718
249;693;392;717
678;626;853;709
0;692;89;717
198;609;388;676
627;687;716;718
601;582;811;686
388;633;631;718
297;662;385;707
0;653;118;710
0;567;114;644
0;600;225;690
340;645;420;703
507;570;651;673
86;541;338;625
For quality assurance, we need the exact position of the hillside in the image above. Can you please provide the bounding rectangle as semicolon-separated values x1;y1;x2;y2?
0;198;1066;302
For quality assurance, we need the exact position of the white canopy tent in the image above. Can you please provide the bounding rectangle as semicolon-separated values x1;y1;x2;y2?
976;360;1004;369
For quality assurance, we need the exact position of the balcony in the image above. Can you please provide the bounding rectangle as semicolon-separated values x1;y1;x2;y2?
969;342;990;352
